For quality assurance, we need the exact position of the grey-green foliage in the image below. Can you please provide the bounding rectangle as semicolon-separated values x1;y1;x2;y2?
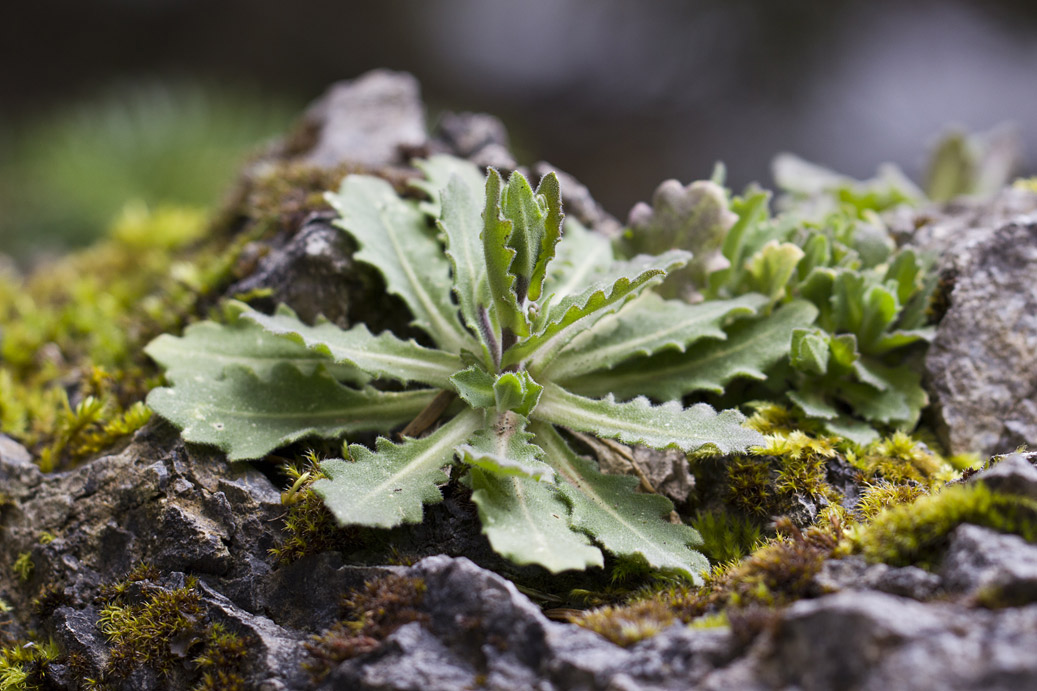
147;155;784;581
619;161;937;444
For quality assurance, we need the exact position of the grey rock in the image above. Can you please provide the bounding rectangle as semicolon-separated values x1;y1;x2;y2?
227;213;414;334
941;524;1037;604
297;70;427;169
434;111;517;170
570;432;694;507
921;207;1037;456
972;451;1037;500
814;556;941;601
532;161;624;238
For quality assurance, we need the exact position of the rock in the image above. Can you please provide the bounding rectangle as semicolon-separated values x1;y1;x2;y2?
434;112;517;170
814;556;941;601
226;213;415;334
294;70;427;169
940;524;1037;605
972;451;1037;501
918;195;1037;456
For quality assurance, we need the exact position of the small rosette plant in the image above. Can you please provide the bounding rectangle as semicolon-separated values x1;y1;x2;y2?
146;156;767;579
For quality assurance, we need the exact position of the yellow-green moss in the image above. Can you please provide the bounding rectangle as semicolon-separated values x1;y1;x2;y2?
848;431;952;487
12;553;33;582
191;623;249;691
0;638;60;691
850;482;1037;567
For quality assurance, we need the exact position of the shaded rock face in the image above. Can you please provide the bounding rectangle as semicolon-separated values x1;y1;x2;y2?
905;189;1037;457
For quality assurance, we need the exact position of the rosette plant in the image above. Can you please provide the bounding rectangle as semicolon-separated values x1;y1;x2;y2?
146;156;767;579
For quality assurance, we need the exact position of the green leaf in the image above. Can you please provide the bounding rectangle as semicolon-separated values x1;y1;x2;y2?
482;168;527;338
542;219;615;300
786;389;840;420
621;179;735;300
470;468;603;573
458;412;554;481
789;328;830;376
533;383;762;454
437;174;494;355
744;240;805;302
449;365;496;409
566;299;818;401
412;154;486;218
314;408;484;528
510;249;691;372
527;172;564;302
545;292;767;381
241;308;463;389
144;311;365;385
146;363;437;461
493;371;543;417
534;424;709;580
327;174;470;351
841;360;928;427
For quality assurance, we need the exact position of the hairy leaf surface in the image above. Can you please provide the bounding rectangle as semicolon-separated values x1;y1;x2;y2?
535;424;709;580
147;364;436;461
327;175;469;351
510;250;691;371
314;409;483;528
458;412;554;481
242;309;462;389
534;383;763;454
470;468;603;573
542;219;615;300
565;299;818;400
546;292;767;381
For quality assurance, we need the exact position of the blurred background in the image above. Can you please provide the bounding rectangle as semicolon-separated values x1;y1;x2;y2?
2;0;1036;260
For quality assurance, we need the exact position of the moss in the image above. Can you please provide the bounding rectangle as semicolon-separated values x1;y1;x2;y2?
0;638;60;691
97;576;205;676
191;623;250;691
571;599;676;647
849;431;951;487
855;481;928;520
850;482;1037;568
270;454;365;564
12;553;33;582
690;510;762;564
305;573;428;682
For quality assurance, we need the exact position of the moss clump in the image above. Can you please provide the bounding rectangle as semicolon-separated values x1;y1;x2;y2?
849;431;951;486
571;598;677;647
97;577;206;674
0;639;60;691
270;454;366;565
12;553;33;583
305;573;428;681
850;482;1037;567
191;623;250;691
690;510;762;564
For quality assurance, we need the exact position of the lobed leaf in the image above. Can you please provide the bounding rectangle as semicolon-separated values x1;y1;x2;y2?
412;154;487;218
510;250;692;372
146;363;437;461
545;292;767;381
534;424;710;580
314;408;484;528
470;468;603;573
533;383;763;454
144;311;365;385
327;174;470;351
542;219;615;301
565;299;818;401
458;411;554;482
242;307;463;389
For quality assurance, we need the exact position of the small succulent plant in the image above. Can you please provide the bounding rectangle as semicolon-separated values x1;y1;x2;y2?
146;156;777;579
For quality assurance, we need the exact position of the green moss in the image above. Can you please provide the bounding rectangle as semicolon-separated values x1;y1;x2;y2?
12;553;33;582
305;573;428;682
191;623;249;691
0;638;60;691
97;577;205;675
270;454;365;564
690;510;762;564
571;598;676;647
850;482;1037;568
848;431;951;486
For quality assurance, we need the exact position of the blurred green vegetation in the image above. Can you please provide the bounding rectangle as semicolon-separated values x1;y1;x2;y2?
0;83;297;259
